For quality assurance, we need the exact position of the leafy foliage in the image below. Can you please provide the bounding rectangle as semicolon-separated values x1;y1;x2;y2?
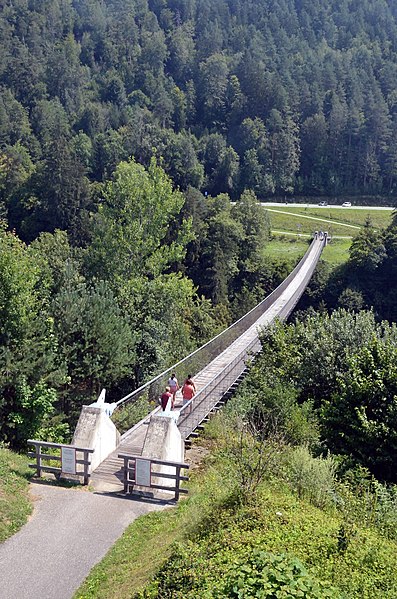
222;550;339;598
285;446;337;509
2;150;260;445
322;337;397;481
7;378;58;448
230;310;397;482
87;156;192;283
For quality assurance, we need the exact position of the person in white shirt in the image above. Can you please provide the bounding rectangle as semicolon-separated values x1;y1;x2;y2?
167;373;179;408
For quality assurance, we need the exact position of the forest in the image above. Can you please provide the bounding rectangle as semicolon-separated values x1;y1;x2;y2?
1;0;397;459
2;1;397;596
1;0;397;245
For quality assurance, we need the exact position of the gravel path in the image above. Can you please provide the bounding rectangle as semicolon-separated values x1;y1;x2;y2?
0;481;163;599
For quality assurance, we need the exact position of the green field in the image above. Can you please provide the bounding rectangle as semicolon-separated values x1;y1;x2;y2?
263;205;393;267
265;206;393;237
264;235;351;267
321;237;352;265
263;236;309;260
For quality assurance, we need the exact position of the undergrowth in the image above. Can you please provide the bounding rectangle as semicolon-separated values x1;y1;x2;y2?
75;418;397;599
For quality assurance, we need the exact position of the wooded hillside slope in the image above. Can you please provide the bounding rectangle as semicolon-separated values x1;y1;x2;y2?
1;0;397;241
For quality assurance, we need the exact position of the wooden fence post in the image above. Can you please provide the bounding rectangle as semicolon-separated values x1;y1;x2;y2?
36;443;42;477
174;465;181;501
83;450;89;485
123;456;128;493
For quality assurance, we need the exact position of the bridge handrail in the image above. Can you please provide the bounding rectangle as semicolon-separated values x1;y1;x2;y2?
113;236;323;418
177;236;325;438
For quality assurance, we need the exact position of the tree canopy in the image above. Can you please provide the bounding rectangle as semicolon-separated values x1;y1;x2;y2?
1;0;397;239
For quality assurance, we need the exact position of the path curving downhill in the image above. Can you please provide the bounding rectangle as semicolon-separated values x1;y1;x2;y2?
0;482;163;599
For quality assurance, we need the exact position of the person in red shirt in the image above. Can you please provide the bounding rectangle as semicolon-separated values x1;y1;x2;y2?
182;378;196;408
160;386;173;411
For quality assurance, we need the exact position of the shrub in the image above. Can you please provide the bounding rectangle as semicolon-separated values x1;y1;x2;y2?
224;417;285;503
222;550;340;598
337;466;397;540
285;446;337;508
111;395;150;434
229;382;320;449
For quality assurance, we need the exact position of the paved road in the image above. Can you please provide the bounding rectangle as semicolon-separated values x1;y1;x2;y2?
261;202;394;210
0;482;163;599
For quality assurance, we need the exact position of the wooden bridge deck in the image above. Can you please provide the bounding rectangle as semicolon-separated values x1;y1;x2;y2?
91;238;324;491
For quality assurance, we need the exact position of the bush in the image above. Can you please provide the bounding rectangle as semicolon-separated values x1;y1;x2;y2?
222;550;340;598
222;416;285;504
337;466;397;540
6;378;59;448
229;381;320;449
285;446;337;508
111;395;150;434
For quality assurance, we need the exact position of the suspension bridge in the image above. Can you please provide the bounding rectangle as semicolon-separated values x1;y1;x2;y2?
79;233;326;493
28;233;326;497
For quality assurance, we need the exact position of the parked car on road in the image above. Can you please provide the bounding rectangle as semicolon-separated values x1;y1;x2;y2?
342;201;352;207
318;201;328;206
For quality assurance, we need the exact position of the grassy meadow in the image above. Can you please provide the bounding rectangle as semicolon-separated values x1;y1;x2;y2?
0;448;32;542
264;204;393;267
265;205;393;236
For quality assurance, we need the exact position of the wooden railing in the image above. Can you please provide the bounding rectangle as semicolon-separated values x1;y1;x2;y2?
118;453;189;501
28;440;94;485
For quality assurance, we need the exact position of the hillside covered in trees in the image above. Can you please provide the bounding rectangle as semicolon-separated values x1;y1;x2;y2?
1;0;397;243
3;3;397;595
1;0;397;451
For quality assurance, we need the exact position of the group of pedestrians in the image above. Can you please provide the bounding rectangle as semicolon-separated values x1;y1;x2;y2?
160;373;196;412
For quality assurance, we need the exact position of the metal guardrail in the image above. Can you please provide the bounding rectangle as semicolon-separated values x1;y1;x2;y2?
178;344;255;439
177;236;325;439
112;236;324;434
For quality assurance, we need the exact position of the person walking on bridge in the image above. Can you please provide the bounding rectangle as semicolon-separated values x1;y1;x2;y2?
168;373;179;408
184;374;196;393
182;377;196;410
160;386;173;411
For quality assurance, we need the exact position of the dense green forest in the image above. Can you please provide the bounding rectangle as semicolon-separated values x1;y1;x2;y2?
1;0;397;244
0;168;278;447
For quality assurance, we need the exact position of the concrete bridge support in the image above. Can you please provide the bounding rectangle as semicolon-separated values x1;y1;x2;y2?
72;405;120;473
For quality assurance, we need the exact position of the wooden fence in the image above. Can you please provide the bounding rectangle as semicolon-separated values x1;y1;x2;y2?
118;453;189;501
28;440;94;485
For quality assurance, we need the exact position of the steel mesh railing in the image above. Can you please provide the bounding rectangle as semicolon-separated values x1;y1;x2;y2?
112;236;324;434
177;236;325;438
